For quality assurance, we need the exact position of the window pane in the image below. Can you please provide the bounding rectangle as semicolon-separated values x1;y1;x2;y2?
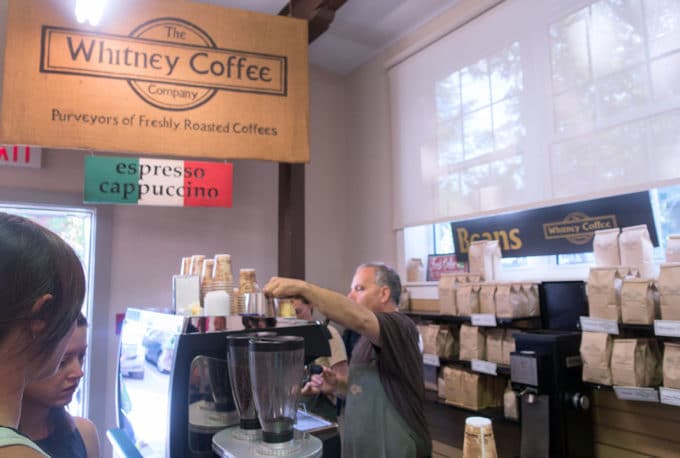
595;63;650;119
646;0;680;58
463;106;493;159
493;97;524;152
490;42;523;102
461;60;490;113
436;72;461;120
651;52;680;101
550;10;591;94
437;118;463;166
590;0;646;78
553;84;596;136
648;109;680;181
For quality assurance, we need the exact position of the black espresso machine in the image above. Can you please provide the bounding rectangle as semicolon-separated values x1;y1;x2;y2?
107;308;332;458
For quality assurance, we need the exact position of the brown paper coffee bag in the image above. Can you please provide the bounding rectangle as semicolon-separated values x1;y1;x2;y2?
593;228;621;266
587;267;624;320
522;283;540;317
436;326;459;359
460;324;486;361
502;331;515;366
621;278;658;325
421;324;440;355
439;273;457;316
658;263;680;320
580;332;613;385
663;343;680;389
479;283;497;315
619;225;655;276
443;366;464;406
457;284;481;316
495;283;513;318
485;328;505;364
503;382;519;420
611;338;661;387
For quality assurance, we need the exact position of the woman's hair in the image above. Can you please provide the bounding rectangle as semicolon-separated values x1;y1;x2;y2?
0;212;86;358
51;312;89;437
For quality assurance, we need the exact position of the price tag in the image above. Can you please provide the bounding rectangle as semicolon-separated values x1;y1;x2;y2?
423;353;440;367
580;316;619;335
471;314;497;327
659;387;680;407
613;386;659;403
471;359;497;376
654;320;680;337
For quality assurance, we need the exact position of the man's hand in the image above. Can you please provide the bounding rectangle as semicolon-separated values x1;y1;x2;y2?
302;366;338;396
263;277;308;299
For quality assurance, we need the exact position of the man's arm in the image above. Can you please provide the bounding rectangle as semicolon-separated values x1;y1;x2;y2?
264;278;381;346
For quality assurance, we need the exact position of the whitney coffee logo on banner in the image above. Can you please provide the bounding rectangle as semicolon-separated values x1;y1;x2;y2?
1;0;309;162
41;18;287;111
451;192;658;261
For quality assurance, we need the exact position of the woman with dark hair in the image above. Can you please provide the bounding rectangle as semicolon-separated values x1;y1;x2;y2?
20;313;99;458
0;212;86;457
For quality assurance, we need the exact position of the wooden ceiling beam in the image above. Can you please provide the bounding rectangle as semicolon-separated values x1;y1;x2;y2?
279;0;348;43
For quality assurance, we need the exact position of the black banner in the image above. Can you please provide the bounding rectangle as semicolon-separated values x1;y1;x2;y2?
451;192;658;261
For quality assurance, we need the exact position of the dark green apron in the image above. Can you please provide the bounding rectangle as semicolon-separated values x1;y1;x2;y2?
343;360;423;458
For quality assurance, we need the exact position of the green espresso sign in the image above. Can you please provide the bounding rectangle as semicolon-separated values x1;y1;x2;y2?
84;155;232;207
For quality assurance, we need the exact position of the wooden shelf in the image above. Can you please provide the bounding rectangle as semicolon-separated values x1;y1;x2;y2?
425;391;518;424
405;311;542;329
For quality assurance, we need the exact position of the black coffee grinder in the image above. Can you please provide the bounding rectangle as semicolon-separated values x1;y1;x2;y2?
510;331;594;458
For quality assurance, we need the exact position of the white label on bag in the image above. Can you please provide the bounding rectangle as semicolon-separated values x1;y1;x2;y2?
471;313;497;327
423;353;440;367
614;386;659;403
659;387;680;407
580;316;619;335
471;359;497;375
654;320;680;337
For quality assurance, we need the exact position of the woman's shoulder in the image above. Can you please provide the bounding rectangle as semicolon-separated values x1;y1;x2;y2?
0;427;49;457
73;418;99;458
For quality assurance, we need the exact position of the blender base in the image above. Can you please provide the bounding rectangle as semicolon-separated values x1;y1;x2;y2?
213;426;322;458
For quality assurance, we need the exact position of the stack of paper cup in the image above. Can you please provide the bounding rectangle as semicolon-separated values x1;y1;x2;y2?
463;417;497;458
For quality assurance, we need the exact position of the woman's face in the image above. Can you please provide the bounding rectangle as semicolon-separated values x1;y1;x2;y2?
24;325;87;407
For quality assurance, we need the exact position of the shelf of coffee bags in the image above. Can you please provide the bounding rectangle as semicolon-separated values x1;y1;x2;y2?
406;312;541;329
434;398;519;424
405;312;469;324
443;359;511;377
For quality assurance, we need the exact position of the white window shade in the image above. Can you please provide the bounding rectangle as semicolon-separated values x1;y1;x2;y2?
389;0;680;230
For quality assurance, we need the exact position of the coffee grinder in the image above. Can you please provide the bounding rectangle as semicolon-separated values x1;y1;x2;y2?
510;331;594;458
213;335;323;457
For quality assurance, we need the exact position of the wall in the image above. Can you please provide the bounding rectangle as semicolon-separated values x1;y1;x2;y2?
306;67;352;293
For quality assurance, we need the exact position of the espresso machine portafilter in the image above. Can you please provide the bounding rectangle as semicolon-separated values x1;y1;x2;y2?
510;331;594;458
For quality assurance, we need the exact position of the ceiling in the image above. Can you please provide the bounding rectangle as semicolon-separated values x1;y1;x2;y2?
195;0;461;75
